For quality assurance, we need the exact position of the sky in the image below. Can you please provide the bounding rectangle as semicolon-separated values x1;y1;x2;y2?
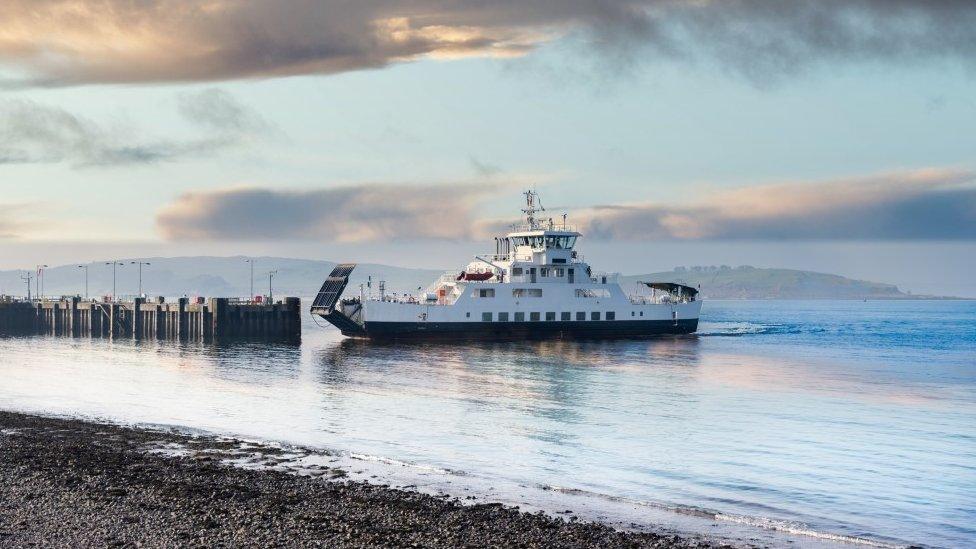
1;1;975;295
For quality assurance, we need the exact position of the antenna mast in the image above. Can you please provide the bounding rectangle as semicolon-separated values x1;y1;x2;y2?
522;189;545;229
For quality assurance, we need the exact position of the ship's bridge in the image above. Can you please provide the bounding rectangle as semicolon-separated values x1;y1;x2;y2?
504;227;584;275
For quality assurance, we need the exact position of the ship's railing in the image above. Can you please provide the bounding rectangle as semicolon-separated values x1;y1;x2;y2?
628;294;694;305
508;223;579;233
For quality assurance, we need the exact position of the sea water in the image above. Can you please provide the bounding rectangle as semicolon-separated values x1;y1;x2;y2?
1;300;973;548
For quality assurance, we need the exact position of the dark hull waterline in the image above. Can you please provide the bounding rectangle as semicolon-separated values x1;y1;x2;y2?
331;318;699;341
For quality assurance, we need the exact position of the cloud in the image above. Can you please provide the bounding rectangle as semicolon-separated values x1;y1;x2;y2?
157;169;976;243
177;89;270;134
573;169;976;240
156;183;498;242
0;90;268;167
2;1;976;87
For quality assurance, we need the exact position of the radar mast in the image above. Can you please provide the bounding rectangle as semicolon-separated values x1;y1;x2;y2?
522;189;545;230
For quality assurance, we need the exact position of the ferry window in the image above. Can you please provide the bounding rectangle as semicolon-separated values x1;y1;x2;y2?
512;267;523;276
631;311;635;317
513;289;543;298
607;311;615;320
576;312;585;321
482;312;492;322
639;311;644;317
498;312;509;322
530;312;541;321
561;312;571;321
514;312;525;322
591;312;601;321
540;268;549;277
555;268;564;277
466;312;470;318
575;289;610;298
545;312;556;321
552;258;566;264
477;288;495;298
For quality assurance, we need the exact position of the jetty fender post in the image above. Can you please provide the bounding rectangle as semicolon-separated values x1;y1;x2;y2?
285;297;301;339
211;298;227;339
133;297;143;339
69;296;79;337
177;297;187;340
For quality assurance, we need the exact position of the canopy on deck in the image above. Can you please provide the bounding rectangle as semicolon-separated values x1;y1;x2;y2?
641;282;699;298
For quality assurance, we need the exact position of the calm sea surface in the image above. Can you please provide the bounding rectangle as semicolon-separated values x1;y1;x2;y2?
1;300;974;548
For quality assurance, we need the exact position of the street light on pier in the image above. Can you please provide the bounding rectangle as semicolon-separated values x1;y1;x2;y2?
105;261;124;300
20;272;32;300
77;265;89;300
130;261;151;297
267;270;278;303
244;258;255;301
35;264;48;299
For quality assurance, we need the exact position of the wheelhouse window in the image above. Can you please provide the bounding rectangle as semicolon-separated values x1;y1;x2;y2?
544;236;577;249
475;288;495;298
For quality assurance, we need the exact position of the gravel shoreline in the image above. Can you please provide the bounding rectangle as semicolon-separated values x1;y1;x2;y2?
0;411;730;548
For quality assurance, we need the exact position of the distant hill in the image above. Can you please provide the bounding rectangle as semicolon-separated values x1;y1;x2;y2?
620;266;929;299
0;258;952;300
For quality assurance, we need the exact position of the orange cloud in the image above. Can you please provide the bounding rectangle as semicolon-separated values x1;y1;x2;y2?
573;169;976;240
156;183;502;242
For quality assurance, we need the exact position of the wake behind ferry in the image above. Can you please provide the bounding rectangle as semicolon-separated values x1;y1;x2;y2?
311;191;701;340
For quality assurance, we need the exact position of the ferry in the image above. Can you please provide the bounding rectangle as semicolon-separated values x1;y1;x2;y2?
311;191;701;340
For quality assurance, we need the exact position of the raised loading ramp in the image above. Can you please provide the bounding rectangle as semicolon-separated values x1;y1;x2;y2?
311;263;356;313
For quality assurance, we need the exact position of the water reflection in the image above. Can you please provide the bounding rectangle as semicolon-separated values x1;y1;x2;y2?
2;301;974;548
314;336;703;431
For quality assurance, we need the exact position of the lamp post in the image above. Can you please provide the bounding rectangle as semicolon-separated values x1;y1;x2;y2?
105;261;124;300
21;271;32;300
268;270;278;303
35;264;47;299
77;265;89;300
130;261;150;296
244;258;255;301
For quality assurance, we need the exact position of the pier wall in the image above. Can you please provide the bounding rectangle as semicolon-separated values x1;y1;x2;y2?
0;297;301;341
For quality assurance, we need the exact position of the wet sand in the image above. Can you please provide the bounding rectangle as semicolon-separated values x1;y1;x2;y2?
0;411;730;548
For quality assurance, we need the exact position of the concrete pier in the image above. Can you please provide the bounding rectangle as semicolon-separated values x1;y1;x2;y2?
0;296;301;341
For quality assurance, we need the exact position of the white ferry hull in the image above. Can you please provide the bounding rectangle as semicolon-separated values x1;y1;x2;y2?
329;297;702;340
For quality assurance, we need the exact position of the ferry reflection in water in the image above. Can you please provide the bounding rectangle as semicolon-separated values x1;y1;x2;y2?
1;299;974;548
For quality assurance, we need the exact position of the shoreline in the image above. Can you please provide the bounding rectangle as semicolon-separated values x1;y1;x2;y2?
0;410;731;548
